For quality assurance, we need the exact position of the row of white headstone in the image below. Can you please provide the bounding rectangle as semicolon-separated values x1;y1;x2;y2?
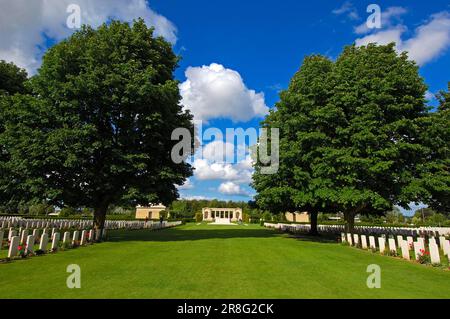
341;232;450;264
264;222;450;238
0;216;183;232
2;228;102;259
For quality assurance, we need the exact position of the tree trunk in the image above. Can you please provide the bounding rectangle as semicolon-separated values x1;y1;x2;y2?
344;211;355;233
93;201;109;242
309;210;319;236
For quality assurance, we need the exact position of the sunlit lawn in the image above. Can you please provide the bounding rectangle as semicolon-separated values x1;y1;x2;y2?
1;223;449;298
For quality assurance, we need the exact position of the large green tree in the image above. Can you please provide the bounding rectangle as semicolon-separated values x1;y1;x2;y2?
252;55;335;235
254;43;429;233
0;60;28;96
1;20;194;233
0;61;29;210
405;83;450;215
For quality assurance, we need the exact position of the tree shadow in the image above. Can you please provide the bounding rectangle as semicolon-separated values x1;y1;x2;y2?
107;226;283;242
107;226;338;244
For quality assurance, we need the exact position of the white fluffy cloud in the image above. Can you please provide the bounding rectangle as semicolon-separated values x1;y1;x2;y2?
218;182;249;196
193;158;253;184
0;0;177;74
355;11;450;66
177;178;194;190
179;63;269;122
202;140;235;163
332;1;359;20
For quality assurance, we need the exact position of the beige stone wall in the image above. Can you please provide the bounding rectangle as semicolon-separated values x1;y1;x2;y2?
285;212;310;223
135;206;166;219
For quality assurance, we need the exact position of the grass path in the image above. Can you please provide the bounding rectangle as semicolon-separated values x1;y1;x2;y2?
0;223;449;298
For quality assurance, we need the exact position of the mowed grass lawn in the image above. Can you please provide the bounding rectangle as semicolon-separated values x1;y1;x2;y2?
0;223;449;299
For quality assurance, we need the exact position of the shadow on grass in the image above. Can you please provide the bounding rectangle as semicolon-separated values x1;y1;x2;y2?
107;226;338;244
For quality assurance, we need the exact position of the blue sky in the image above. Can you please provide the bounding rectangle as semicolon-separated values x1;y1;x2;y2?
152;0;450;209
0;0;449;214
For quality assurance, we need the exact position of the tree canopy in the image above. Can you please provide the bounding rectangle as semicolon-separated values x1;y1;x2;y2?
0;19;194;232
253;43;431;232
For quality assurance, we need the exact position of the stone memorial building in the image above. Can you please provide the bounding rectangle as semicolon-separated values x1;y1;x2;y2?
202;207;243;224
135;204;168;220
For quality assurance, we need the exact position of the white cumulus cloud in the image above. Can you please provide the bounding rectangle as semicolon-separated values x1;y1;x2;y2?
0;0;177;74
355;11;450;66
218;181;249;196
179;63;269;122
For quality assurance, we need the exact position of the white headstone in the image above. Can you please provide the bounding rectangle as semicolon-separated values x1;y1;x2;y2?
63;232;71;245
438;236;446;250
413;241;424;260
353;234;359;246
429;237;436;246
8;235;19;258
72;230;80;245
417;237;425;248
406;236;413;247
341;233;346;243
388;238;397;253
443;240;450;256
346;233;353;246
32;229;40;243
25;235;35;254
51;232;60;251
20;229;29;244
429;242;440;264
80;230;87;245
39;233;49;251
8;228;16;240
369;236;376;249
88;229;94;242
361;235;367;249
396;235;403;246
378;237;386;254
400;240;410;260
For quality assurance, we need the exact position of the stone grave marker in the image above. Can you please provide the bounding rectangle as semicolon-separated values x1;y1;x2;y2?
39;233;49;251
80;230;87;245
388;238;397;253
406;236;413;247
400;241;410;260
443;240;450;256
63;232;71;245
429;242;441;264
20;229;29;244
361;235;367;249
72;230;80;245
25;235;34;254
378;237;386;254
369;236;376;249
51;232;60;251
353;234;359;246
8;235;19;258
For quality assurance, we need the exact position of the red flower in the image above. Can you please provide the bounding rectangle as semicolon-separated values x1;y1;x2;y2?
18;245;22;250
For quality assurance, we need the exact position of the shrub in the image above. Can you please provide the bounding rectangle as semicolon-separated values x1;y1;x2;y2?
195;212;203;223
